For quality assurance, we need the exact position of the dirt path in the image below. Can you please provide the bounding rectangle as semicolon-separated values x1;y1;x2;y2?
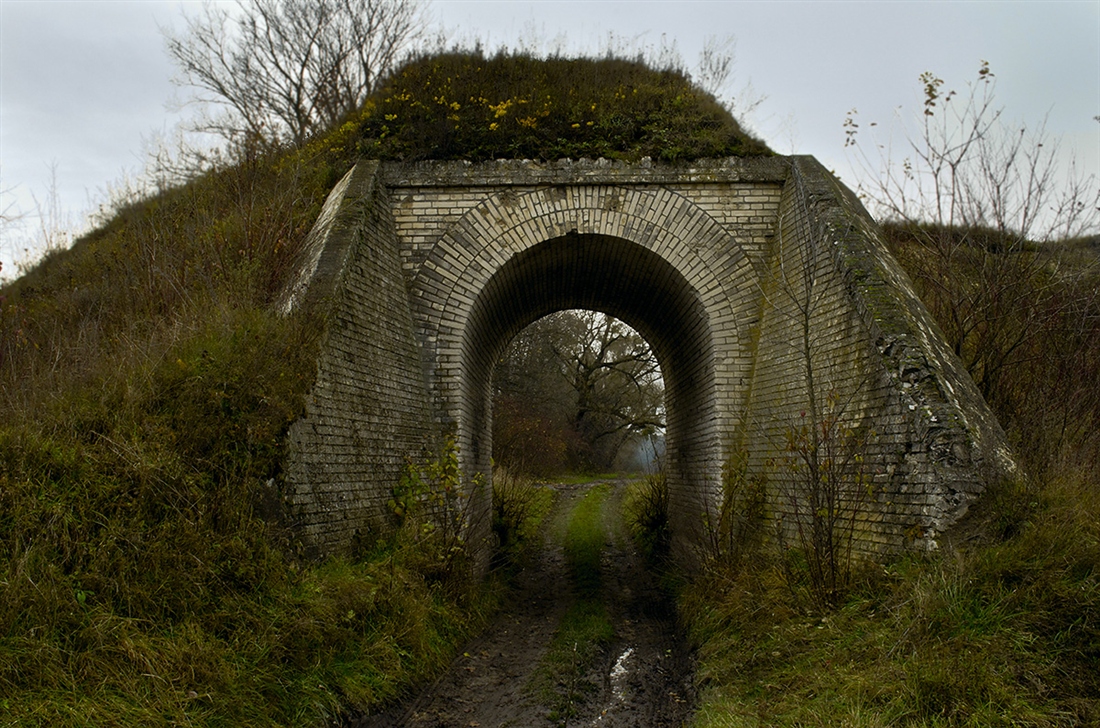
354;480;695;728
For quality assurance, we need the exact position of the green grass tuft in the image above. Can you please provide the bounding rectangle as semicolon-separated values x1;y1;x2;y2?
492;468;554;572
623;472;671;564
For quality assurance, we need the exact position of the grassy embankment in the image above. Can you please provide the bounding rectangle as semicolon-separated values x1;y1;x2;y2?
629;226;1100;726
0;132;499;725
0;51;760;724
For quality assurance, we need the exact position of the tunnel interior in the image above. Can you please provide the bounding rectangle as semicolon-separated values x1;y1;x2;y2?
492;307;663;475
459;233;720;539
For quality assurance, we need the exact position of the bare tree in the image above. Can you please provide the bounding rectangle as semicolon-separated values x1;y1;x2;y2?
0;170;23;280
694;35;765;124
553;311;665;467
846;61;1099;242
492;310;665;474
765;173;872;611
164;0;427;147
846;63;1100;467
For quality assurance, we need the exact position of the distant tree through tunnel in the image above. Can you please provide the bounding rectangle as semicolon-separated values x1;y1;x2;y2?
491;309;666;477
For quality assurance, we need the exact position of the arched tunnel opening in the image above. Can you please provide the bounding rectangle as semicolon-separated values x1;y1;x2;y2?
459;232;721;556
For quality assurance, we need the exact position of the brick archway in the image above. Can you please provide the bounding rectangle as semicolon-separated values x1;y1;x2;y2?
280;157;1016;563
409;184;760;557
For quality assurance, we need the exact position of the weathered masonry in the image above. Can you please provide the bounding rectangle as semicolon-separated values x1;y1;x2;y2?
278;156;1017;564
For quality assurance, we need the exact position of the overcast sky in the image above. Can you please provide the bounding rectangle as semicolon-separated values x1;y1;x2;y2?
2;0;1098;278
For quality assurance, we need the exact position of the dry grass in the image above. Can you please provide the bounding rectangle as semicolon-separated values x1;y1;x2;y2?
679;462;1099;726
667;226;1100;726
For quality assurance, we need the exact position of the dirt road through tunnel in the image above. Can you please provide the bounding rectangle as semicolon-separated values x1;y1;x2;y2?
354;479;696;727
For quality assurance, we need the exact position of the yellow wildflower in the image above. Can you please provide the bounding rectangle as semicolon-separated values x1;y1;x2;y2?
489;99;514;118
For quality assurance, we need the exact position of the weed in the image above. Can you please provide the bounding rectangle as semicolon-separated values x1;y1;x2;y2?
491;467;553;571
388;436;479;592
623;471;671;564
698;450;767;574
776;387;873;611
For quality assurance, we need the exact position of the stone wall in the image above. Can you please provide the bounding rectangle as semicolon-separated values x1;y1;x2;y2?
737;157;1017;555
278;156;1016;562
386;158;787;561
279;162;435;556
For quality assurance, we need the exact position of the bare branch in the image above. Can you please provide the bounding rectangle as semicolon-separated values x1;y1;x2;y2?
164;0;427;147
848;62;1099;242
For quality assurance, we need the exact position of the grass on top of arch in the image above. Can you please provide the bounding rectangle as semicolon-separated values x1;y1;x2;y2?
352;51;772;163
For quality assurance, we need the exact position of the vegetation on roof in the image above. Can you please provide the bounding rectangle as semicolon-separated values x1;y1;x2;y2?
351;52;772;162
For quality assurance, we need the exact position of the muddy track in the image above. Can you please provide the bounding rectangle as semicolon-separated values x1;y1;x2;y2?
352;480;695;728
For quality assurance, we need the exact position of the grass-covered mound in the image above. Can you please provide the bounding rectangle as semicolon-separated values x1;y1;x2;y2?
3;47;767;723
352;52;771;162
0;138;510;722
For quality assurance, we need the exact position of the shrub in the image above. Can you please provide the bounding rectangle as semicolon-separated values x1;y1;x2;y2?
388;437;475;590
699;450;767;575
490;467;550;570
623;471;671;564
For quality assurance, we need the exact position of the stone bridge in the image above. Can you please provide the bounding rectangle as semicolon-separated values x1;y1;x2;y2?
277;156;1016;564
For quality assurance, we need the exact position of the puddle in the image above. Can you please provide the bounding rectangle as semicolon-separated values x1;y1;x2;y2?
591;646;635;724
609;647;635;700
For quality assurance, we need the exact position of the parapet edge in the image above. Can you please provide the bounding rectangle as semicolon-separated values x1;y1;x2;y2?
379;155;791;187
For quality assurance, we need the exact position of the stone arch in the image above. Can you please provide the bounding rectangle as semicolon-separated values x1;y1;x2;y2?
281;157;1020;561
409;184;761;556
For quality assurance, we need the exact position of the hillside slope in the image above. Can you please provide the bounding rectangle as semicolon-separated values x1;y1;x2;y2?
0;51;764;725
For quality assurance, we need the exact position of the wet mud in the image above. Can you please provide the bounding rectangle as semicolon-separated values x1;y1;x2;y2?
352;480;695;728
